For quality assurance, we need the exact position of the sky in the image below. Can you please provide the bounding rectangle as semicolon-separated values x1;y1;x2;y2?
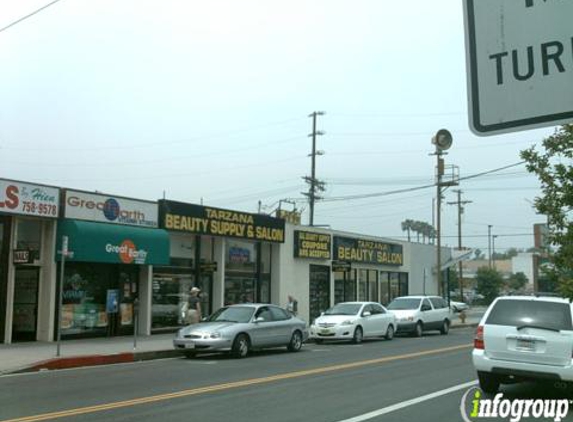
0;0;559;255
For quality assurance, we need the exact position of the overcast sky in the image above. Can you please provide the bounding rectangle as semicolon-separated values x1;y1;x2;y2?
0;0;556;254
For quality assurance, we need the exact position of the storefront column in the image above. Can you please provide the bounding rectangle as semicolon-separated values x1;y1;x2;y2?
139;265;152;335
37;220;57;342
212;238;225;310
3;221;17;344
271;242;282;306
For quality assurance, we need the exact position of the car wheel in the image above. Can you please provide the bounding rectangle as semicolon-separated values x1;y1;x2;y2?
478;372;500;395
287;330;303;352
352;326;363;344
183;351;196;359
385;325;394;341
413;321;423;337
440;319;450;335
232;334;250;359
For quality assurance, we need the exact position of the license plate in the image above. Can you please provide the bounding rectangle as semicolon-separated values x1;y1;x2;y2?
320;329;331;334
185;343;195;349
516;339;535;351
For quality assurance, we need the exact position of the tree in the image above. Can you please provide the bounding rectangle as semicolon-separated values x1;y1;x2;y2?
475;267;504;304
507;272;528;292
521;124;573;298
401;219;413;242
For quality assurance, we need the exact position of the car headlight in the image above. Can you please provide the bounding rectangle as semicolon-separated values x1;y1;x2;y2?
340;319;355;326
209;332;222;339
400;316;414;322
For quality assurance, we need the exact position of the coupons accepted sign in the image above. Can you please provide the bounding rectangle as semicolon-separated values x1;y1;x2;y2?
463;0;573;135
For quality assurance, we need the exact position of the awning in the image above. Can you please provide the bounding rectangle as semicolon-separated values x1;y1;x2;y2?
56;219;170;265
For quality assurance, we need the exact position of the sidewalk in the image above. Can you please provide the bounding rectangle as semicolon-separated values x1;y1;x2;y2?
0;314;480;376
0;333;179;376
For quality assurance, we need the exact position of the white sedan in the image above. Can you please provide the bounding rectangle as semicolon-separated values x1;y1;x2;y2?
310;302;396;344
450;300;470;312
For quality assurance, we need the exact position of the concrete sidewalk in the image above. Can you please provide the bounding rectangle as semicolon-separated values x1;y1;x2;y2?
0;333;180;376
0;314;481;376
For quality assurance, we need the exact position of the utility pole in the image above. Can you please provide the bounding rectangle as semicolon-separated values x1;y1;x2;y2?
488;225;493;268
303;111;325;226
447;190;472;302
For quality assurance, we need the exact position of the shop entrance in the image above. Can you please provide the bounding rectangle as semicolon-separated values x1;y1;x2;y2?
12;268;40;342
309;265;330;321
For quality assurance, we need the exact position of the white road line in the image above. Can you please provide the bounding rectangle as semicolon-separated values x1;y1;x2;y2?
332;380;478;422
309;349;331;352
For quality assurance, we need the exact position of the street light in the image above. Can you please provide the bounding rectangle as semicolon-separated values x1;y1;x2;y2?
431;129;453;299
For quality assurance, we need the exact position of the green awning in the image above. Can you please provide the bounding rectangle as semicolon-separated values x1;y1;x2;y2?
56;219;170;265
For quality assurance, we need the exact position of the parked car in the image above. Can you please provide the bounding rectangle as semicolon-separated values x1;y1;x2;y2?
309;302;396;343
450;300;470;313
173;303;309;358
387;295;452;336
473;295;573;394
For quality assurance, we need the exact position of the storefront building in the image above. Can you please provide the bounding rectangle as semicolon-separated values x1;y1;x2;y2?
277;224;452;324
56;190;169;339
155;200;285;332
0;179;60;344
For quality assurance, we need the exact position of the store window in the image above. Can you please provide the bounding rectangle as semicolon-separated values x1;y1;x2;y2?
379;272;389;305
368;270;378;302
334;270;356;303
152;271;193;330
60;263;138;338
358;270;368;301
225;240;257;305
399;273;409;296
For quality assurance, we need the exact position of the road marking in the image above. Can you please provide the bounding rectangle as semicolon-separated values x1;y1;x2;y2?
0;343;471;422
332;380;479;422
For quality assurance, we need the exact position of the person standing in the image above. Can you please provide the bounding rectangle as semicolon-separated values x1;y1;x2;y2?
186;287;202;324
286;295;298;316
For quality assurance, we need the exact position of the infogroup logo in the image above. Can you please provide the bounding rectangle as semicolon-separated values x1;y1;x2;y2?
460;387;569;422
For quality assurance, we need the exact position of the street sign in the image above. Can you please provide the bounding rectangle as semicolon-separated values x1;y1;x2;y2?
463;0;573;135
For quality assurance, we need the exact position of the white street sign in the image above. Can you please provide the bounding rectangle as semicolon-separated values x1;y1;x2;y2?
464;0;573;136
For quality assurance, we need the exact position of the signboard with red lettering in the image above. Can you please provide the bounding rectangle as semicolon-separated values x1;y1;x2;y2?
0;180;59;218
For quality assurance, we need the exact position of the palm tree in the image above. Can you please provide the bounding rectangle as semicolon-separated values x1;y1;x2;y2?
401;219;413;242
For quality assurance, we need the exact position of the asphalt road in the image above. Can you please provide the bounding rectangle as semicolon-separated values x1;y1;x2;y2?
1;328;572;422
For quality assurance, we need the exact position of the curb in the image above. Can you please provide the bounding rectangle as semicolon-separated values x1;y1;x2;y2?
10;349;182;375
450;322;479;330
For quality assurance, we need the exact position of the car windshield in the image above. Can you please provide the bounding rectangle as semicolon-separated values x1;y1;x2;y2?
324;303;362;316
485;300;573;331
387;298;421;310
207;306;255;323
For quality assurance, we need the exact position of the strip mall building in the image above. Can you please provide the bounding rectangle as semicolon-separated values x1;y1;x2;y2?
0;178;452;344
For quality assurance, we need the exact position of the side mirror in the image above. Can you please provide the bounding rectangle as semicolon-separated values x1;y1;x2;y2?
362;311;371;317
320;312;325;316
254;317;265;323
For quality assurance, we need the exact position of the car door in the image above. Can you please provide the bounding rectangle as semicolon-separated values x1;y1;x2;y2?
420;298;435;327
429;297;450;328
371;303;391;336
249;306;277;347
360;304;376;337
268;306;294;345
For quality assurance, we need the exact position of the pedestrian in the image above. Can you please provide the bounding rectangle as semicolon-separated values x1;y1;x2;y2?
286;295;298;315
186;287;202;324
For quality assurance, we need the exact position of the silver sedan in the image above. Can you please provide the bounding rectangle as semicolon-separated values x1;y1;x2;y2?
173;303;309;358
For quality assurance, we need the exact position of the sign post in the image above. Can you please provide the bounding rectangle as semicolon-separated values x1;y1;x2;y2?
464;0;573;135
56;236;68;357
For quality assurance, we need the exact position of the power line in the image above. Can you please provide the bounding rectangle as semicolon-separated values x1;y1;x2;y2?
318;161;526;203
0;0;63;33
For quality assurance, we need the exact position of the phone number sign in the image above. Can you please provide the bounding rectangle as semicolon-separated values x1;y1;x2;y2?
0;180;60;218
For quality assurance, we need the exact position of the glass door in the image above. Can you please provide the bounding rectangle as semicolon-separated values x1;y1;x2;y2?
12;268;39;342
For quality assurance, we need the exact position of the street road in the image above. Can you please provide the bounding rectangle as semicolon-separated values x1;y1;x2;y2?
0;328;571;422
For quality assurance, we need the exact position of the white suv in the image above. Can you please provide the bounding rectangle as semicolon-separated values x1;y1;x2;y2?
387;295;452;336
473;296;573;394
